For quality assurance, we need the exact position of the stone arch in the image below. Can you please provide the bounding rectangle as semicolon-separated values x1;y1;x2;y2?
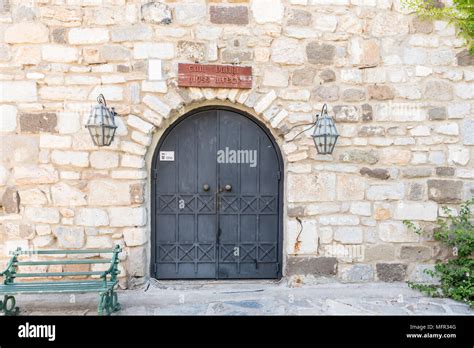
123;87;291;278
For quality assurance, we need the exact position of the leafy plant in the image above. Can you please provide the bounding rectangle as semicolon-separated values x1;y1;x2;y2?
403;198;474;307
402;0;474;54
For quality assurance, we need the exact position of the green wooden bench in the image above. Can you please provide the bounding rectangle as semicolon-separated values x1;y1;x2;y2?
0;245;122;316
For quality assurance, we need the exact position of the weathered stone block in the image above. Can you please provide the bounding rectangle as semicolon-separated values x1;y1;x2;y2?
286;256;337;276
319;215;359;226
367;85;394;100
359;167;389;180
371;12;409;37
380;148;411;165
364;244;395;262
127;246;147;277
272;37;305;64
39;6;82;27
51;182;87;206
342;89;366;102
333;105;360;123
111;24;153;42
314;14;337;32
400;246;432;261
143;95;171;117
18;188;47;205
334;227;363;244
408;183;424;201
423;80;453;101
0;81;37;102
288;173;336;202
412;17;433;34
435;167;455;177
33;235;55;248
428;107;447;120
100;45;131;61
130;183;144;204
379;221;420;243
86;235;113;249
39;134;71;149
349;37;380;67
75;208;109;227
20;113;56;133
402;167;431;178
319;69;336;82
177;40;205;61
52;28;67;44
463;120;474;145
427;180;463;203
25;207;60;224
123;227;147;247
306;42;335;65
448;146;469;165
313;85;339;101
251;0;283;24
456;49;474;66
4;22;49;43
51;151;89;167
210;6;248;25
141;1;172;24
13;165;58;185
340;150;378;165
393;201;438;221
90;152;119;169
350;202;371;216
367;183;404;200
0;105;17;132
339;264;373;282
376;263;407;282
358;126;385;137
54;226;85;249
108;207;146;227
2;186;20;214
337;174;365;201
42;45;79;63
68;28;109;44
287;9;311;26
88;180;131;206
263;67;289;87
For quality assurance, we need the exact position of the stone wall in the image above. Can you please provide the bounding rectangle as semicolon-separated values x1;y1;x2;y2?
0;0;472;287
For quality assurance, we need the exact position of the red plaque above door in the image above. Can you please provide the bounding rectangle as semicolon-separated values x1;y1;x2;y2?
178;63;252;89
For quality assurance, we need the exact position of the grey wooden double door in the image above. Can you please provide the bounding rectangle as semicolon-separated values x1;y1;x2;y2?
152;108;282;279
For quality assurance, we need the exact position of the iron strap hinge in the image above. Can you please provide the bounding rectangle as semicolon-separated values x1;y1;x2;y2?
276;171;281;181
152;169;158;179
276;262;281;273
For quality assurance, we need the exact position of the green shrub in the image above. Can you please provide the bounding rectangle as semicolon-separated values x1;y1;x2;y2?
402;0;474;54
403;198;474;307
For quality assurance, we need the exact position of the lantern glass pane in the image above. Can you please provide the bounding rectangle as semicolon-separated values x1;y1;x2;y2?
312;110;339;154
85;102;118;147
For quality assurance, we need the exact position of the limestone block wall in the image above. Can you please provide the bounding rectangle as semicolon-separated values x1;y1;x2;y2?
0;0;472;287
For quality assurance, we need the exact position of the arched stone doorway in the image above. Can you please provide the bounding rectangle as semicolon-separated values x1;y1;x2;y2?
150;106;284;279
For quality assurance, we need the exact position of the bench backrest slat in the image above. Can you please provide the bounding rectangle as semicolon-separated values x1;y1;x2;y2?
15;271;105;278
13;249;116;255
16;259;112;266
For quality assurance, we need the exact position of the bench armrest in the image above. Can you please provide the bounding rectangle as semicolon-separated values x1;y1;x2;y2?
0;248;20;282
100;245;121;281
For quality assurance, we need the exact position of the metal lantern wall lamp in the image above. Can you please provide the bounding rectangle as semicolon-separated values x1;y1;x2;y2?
288;104;339;155
86;94;118;147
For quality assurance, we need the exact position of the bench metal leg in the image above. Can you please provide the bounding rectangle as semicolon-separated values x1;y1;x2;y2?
0;295;20;316
98;290;120;316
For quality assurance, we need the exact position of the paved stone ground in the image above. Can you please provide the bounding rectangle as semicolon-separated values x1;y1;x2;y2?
10;280;474;316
